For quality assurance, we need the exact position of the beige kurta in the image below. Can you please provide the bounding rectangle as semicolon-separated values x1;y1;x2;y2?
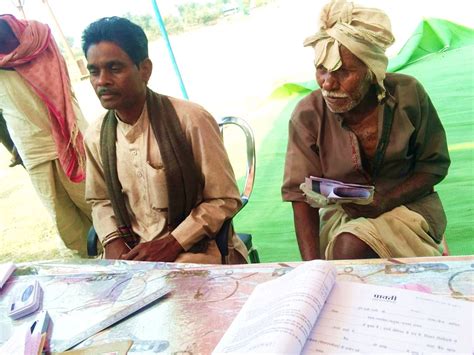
84;95;247;263
0;70;91;256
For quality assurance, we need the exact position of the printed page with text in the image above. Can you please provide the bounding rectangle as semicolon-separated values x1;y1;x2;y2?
303;281;473;353
213;260;336;354
214;260;473;354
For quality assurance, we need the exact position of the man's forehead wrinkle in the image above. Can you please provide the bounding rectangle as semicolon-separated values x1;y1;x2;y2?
88;58;126;67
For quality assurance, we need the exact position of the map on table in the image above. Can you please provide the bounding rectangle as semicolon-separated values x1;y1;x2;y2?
0;261;170;353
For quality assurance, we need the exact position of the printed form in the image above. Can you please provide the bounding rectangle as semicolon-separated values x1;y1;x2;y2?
213;260;336;353
304;281;473;353
213;260;473;354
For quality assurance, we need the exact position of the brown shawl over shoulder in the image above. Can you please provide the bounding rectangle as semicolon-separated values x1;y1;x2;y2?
100;89;199;245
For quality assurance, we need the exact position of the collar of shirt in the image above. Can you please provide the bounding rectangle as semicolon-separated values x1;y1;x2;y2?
116;103;147;143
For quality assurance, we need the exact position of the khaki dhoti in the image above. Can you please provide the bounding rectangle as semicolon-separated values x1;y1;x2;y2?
28;159;92;257
319;205;442;259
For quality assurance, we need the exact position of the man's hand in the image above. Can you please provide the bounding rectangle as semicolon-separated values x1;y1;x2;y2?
122;234;184;262
8;147;23;168
104;238;131;259
342;172;443;219
342;192;391;219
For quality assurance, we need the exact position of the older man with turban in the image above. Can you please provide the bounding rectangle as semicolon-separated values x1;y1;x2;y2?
0;14;91;256
282;0;450;260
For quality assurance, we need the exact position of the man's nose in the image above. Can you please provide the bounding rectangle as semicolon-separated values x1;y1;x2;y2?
321;71;338;91
96;70;111;86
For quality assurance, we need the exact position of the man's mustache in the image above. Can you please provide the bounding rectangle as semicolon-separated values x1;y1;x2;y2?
321;89;348;98
97;88;118;96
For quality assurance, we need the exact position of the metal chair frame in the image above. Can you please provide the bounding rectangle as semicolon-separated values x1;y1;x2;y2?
218;116;255;208
216;117;259;263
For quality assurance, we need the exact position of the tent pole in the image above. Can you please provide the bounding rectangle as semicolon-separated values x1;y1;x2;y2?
151;0;189;100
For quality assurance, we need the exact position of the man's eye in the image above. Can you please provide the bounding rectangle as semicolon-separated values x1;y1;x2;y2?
336;69;349;77
111;66;122;72
316;66;327;73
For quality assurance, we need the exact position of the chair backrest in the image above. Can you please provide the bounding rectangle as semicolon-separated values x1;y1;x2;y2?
215;116;256;263
218;116;256;210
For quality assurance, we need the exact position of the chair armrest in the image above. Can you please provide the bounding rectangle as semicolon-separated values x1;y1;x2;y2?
218;116;255;210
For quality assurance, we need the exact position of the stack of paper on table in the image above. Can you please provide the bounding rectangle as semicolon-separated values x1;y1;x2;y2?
213;260;473;354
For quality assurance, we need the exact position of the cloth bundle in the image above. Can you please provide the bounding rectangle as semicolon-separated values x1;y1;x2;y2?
303;0;395;101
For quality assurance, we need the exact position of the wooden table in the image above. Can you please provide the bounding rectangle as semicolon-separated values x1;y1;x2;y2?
0;256;472;353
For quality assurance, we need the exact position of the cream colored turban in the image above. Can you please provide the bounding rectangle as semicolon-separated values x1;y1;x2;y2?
304;0;395;101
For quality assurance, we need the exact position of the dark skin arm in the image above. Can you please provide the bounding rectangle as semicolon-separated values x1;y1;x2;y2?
343;172;443;219
122;234;184;262
292;201;321;260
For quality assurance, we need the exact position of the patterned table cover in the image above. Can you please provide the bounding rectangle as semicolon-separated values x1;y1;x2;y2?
0;255;472;354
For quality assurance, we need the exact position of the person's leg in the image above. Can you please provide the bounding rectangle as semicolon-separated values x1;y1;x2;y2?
52;160;92;257
332;232;379;259
54;160;92;221
54;160;101;256
29;160;91;257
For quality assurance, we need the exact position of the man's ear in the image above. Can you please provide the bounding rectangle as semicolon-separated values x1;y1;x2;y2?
139;58;153;83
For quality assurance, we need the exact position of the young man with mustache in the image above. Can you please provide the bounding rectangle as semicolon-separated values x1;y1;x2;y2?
282;0;450;260
82;17;247;263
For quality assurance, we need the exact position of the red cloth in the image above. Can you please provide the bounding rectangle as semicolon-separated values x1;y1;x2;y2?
0;14;85;182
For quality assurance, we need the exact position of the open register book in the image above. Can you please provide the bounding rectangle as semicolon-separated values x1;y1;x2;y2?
213;260;473;354
302;176;375;205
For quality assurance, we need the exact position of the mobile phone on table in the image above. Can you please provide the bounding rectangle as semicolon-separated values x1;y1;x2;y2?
8;280;43;320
